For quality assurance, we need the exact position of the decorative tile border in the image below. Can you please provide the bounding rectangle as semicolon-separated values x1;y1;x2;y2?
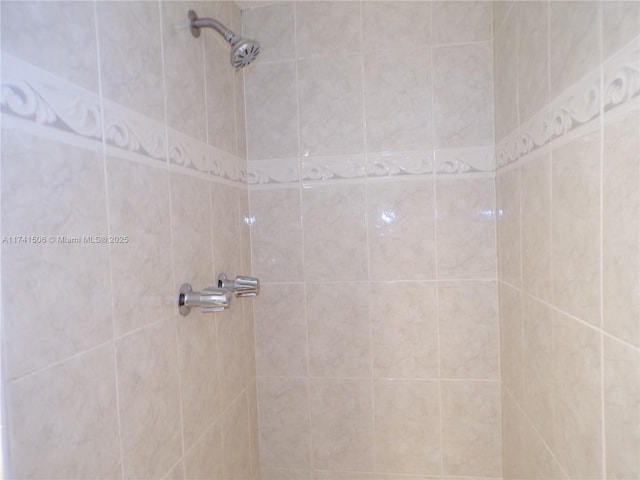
367;151;433;177
302;154;366;182
0;54;247;187
247;158;300;186
496;36;640;170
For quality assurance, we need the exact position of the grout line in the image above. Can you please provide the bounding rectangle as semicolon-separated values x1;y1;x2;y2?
92;3;125;478
157;4;186;479
291;2;314;472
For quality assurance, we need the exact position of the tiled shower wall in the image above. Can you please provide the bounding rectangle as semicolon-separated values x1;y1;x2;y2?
494;1;640;479
243;2;502;479
1;1;258;478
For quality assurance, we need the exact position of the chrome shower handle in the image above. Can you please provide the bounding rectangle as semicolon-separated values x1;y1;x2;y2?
178;283;231;316
218;273;260;297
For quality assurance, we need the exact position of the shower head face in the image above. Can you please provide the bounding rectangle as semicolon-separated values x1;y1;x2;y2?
231;39;260;68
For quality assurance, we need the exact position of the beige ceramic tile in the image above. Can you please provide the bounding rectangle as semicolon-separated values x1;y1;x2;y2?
521;152;552;302
603;337;640;479
298;56;365;156
603;110;640;346
6;345;121;479
551;310;603;479
431;1;493;45
177;312;221;449
234;66;248;160
362;1;430;52
307;282;371;377
97;1;165;120
432;43;494;148
170;172;214;289
216;305;248;409
211;183;243;277
499;282;524;403
310;379;375;471
2;133;112;380
441;380;502;477
436;178;497;280
501;389;526;480
245;61;299;160
204;5;237;156
522;295;555;450
242;2;295;63
296;1;361;58
363;49;432;152
254;283;308;377
1;0;99;90
165;460;185;480
161;1;207;140
439;281;500;380
247;382;261;479
494;1;515;34
492;3;517;141
371;282;439;379
367;179;436;281
222;394;253;480
552;133;601;326
603;1;640;60
249;187;304;283
549;1;601;99
261;467;313;480
258;377;311;469
497;167;521;287
517;1;550;123
116;319;182;479
107;158;173;337
302;184;368;281
184;422;223;480
522;416;569;480
374;379;441;474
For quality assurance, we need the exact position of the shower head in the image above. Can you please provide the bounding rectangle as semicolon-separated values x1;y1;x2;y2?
188;10;260;69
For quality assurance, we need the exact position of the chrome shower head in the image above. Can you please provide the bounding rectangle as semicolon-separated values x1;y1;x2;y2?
231;38;261;69
188;10;260;69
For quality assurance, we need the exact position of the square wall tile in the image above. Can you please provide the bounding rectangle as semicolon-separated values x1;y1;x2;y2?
438;281;500;380
245;61;299;161
604;337;640;479
603;1;640;59
497;166;521;287
310;379;375;471
302;184;368;282
258;377;311;469
551;311;603;479
97;1;165;120
436;177;497;280
107;158;173;337
184;422;223;479
249;187;304;283
371;282;439;379
603;110;640;346
2;132;111;380
499;282;524;403
493;5;518;141
549;1;601;99
298;56;365;156
518;1;550;123
222;394;253;480
362;1;430;52
441;380;502;477
373;379;441;474
296;2;361;58
1;0;99;90
432;43;494;148
117;320;182;479
431;1;493;45
501;389;526;480
521;152;552;302
254;283;308;377
307;282;371;378
216;306;249;409
552;133;601;326
242;2;295;63
367;179;436;281
211;183;243;277
161;1;206;140
363;49;432;153
6;346;121;479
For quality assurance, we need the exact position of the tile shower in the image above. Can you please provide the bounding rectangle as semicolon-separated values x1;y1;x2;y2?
0;2;638;480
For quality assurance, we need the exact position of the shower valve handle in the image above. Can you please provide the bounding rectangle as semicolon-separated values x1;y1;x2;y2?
218;274;260;297
178;283;231;316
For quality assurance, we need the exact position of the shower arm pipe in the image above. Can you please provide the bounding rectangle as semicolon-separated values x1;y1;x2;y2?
189;12;238;45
